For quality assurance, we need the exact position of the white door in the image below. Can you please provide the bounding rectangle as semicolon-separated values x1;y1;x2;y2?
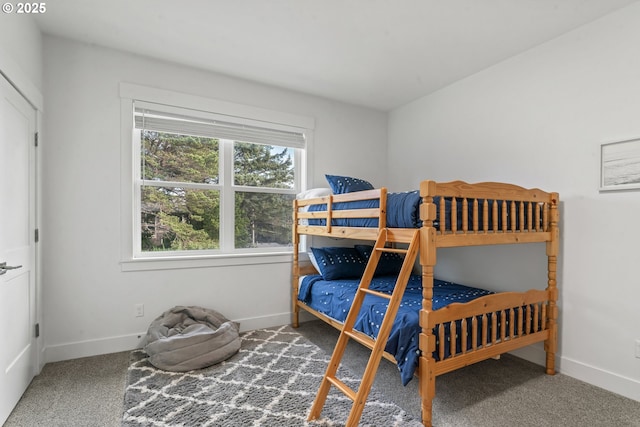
0;74;37;425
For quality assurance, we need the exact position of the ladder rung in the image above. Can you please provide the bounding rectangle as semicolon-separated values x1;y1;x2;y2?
344;330;375;349
376;247;407;254
359;288;392;300
327;376;356;401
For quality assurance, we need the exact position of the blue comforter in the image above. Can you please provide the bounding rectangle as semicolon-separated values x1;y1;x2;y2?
299;275;493;385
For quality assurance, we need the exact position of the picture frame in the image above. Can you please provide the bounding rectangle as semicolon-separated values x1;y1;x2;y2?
600;138;640;191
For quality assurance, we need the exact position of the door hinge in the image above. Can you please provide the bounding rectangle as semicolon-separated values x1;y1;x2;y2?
34;132;38;147
35;323;40;338
35;228;39;243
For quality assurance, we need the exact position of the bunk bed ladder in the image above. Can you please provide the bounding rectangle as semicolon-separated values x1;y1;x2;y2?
308;227;420;426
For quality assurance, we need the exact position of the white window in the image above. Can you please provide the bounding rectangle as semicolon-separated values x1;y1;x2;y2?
120;84;313;270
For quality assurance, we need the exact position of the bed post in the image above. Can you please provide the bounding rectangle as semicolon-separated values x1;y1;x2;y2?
419;180;438;427
292;199;300;328
545;193;560;375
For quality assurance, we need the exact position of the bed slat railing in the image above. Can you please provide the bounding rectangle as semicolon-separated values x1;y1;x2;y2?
421;180;557;247
294;188;387;231
426;289;551;375
435;196;550;235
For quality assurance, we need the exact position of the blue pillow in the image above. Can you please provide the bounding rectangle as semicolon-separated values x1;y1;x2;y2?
325;174;374;194
354;245;405;276
310;246;367;280
387;190;422;228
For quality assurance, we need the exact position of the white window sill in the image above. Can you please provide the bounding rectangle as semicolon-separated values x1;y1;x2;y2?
120;251;295;272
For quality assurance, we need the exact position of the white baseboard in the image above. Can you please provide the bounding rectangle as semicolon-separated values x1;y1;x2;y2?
234;312;293;333
37;344;46;373
43;312;295;363
558;355;640;402
44;333;146;363
508;345;639;402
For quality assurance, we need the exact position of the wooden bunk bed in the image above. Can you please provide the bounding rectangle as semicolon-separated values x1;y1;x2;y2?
291;180;559;427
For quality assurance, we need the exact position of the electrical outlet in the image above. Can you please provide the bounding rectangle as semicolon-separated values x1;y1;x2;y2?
636;339;640;359
134;303;144;317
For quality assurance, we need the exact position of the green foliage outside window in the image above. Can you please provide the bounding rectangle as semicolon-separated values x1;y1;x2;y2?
140;131;295;252
234;142;294;248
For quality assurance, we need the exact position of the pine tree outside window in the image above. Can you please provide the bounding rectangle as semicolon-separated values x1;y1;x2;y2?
131;100;307;259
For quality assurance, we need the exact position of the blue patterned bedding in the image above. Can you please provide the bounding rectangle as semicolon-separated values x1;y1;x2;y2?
298;274;493;385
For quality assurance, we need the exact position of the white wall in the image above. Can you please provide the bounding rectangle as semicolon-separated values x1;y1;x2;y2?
41;35;387;361
388;3;640;401
0;13;43;92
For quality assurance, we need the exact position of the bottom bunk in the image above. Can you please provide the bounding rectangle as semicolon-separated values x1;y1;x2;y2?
298;273;495;385
294;271;554;420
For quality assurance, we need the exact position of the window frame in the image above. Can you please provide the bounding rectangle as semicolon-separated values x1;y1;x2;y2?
119;83;314;271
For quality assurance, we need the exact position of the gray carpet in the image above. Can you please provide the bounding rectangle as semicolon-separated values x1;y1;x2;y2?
5;320;640;426
298;321;640;427
122;325;420;426
3;350;130;426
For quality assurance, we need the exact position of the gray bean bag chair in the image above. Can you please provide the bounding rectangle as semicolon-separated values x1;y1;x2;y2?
141;306;240;371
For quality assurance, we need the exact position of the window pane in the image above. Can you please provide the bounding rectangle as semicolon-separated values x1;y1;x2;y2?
141;186;220;251
141;131;219;184
235;192;294;249
234;142;294;189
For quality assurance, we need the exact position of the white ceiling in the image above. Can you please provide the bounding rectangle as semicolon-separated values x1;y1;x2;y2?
34;0;636;111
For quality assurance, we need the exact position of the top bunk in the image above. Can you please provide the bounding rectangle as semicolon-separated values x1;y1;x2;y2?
293;179;559;248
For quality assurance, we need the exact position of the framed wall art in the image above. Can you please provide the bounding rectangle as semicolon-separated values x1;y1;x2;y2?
600;138;640;191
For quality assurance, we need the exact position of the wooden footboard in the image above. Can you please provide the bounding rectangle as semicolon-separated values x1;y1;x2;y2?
423;289;551;376
418;288;558;426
